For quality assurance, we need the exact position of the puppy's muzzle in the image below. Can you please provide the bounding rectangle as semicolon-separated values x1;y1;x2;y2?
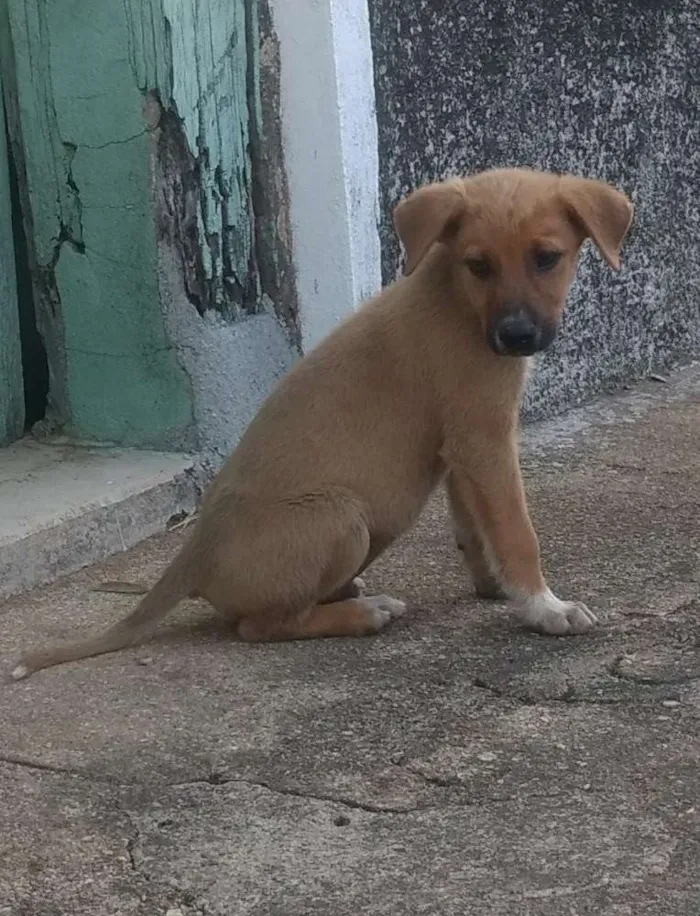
488;308;557;357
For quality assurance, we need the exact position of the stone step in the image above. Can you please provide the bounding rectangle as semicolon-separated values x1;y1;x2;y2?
0;438;202;599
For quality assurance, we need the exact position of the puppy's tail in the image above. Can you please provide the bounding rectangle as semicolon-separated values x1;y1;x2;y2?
11;544;197;681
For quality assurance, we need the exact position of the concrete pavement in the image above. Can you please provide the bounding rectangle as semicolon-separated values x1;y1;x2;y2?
1;364;698;916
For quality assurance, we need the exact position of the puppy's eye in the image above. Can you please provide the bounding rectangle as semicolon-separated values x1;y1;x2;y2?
464;257;493;280
533;249;563;272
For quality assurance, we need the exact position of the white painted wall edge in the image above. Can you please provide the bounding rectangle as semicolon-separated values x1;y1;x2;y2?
271;0;382;351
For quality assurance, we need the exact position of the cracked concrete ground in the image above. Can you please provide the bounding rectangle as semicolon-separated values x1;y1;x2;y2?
1;364;698;916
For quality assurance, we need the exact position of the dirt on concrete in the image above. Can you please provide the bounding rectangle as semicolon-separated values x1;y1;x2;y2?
1;365;698;916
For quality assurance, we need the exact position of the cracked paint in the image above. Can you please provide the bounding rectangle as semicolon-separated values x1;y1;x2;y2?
155;0;262;317
2;0;294;450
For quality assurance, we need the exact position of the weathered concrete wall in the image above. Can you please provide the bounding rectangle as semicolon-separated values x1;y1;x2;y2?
0;83;24;445
368;0;700;417
1;0;298;455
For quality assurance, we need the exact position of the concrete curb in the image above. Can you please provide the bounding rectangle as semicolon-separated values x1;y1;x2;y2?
0;443;204;600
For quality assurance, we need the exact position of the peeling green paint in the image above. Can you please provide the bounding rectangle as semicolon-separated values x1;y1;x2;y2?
0;81;24;445
123;0;260;315
2;0;275;449
163;0;259;315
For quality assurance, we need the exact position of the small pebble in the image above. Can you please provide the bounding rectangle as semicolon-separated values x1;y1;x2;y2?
137;657;153;666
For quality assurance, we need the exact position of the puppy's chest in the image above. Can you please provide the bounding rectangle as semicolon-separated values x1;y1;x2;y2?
441;358;530;426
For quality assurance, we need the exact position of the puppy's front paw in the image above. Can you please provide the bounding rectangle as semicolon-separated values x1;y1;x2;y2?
515;590;598;636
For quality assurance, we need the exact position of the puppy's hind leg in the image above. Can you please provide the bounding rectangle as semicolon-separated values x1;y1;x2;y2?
236;513;405;642
238;595;406;642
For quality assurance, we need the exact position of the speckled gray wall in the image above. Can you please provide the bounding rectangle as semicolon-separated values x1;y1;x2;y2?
368;0;700;416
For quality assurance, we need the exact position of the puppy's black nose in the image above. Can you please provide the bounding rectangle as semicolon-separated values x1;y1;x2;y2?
492;313;539;356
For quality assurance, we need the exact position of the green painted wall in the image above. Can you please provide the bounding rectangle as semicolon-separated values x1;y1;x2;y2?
0;81;24;445
2;0;263;449
4;0;193;448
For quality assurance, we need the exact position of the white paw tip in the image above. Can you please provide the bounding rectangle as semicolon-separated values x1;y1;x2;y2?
376;596;406;617
366;595;406;629
518;593;598;636
12;664;28;681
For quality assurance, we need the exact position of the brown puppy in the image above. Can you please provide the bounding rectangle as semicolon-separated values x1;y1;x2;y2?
12;168;633;680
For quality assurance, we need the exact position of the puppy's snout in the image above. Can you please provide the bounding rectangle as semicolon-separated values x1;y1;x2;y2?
490;311;540;357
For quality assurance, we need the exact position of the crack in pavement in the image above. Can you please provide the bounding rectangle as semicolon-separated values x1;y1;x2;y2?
114;798;211;916
0;754;134;785
171;774;418;815
170;769;583;817
0;753;580;818
0;754;428;814
0;754;422;815
125;830;139;873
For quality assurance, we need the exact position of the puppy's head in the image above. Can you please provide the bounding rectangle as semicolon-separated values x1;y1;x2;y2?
393;168;634;357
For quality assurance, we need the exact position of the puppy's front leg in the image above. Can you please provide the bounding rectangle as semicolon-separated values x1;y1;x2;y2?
446;442;597;636
446;473;506;599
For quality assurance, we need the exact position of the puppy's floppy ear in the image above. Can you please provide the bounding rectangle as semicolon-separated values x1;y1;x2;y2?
393;179;467;274
559;177;634;271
